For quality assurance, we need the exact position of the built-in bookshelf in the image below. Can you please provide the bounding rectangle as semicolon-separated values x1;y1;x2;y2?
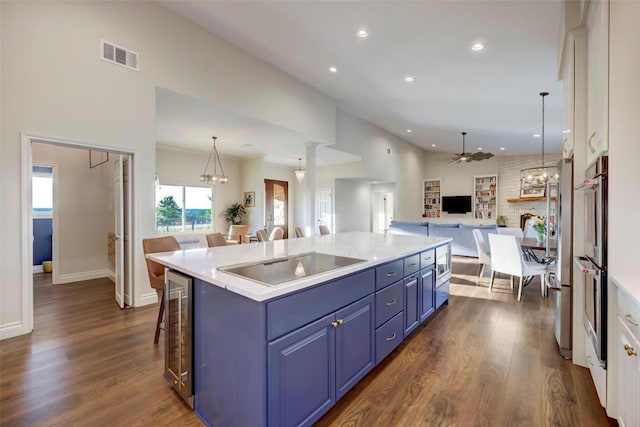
423;178;442;218
473;175;497;220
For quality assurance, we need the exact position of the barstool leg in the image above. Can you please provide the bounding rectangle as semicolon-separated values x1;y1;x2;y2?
154;289;164;344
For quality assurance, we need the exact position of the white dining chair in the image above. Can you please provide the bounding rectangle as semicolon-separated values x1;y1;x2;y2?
497;227;524;238
472;229;491;286
523;218;538;238
488;233;548;301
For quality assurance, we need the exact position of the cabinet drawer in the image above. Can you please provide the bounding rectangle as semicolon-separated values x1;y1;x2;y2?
375;312;403;364
420;249;435;269
375;280;403;327
267;269;375;340
617;286;640;340
435;280;449;309
375;260;403;290
403;254;420;276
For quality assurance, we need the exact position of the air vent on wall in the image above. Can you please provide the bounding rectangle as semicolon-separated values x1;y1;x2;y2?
101;39;138;71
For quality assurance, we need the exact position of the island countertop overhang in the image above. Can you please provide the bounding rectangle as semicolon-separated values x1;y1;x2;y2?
147;231;452;302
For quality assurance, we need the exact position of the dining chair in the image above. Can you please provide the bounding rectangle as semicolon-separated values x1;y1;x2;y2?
294;226;304;238
488;233;547;301
472;229;491;286
497;227;524;238
269;227;284;241
256;229;268;242
142;235;181;344
227;224;250;245
206;232;227;247
319;225;331;235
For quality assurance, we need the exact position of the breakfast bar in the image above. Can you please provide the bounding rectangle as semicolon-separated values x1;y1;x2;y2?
148;231;452;427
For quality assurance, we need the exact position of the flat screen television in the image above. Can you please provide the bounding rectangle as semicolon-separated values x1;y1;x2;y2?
442;196;472;214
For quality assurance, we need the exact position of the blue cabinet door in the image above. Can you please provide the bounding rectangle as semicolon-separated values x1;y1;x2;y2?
419;267;435;323
335;295;374;400
404;274;419;337
268;313;336;427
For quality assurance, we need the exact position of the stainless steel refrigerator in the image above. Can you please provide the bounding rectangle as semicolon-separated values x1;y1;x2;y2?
551;158;574;358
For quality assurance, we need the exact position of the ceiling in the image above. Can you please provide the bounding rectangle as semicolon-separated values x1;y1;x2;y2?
158;0;565;159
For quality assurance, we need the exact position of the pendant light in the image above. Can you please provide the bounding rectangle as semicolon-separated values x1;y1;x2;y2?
520;92;559;190
200;136;229;185
294;157;305;183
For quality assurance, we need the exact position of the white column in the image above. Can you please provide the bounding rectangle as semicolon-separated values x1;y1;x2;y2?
305;142;319;235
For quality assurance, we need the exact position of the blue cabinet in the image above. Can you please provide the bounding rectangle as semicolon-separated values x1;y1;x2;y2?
268;314;336;427
404;274;419;337
419;266;435;323
268;295;374;427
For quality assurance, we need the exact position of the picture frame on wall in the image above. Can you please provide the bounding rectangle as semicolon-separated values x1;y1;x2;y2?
244;191;255;207
519;178;545;198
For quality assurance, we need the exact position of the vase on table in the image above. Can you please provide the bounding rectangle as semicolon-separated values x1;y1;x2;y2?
536;233;546;245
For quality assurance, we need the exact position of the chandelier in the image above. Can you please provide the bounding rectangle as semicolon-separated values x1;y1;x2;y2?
520;92;558;191
200;136;229;184
294;157;305;183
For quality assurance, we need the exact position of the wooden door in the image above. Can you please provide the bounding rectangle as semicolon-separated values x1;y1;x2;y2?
264;179;288;238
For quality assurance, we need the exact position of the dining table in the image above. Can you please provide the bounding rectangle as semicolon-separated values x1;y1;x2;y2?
520;237;556;265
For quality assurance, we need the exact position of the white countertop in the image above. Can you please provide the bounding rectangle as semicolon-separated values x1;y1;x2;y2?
147;231;451;302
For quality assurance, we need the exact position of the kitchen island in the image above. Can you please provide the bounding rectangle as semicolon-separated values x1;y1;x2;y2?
148;231;452;427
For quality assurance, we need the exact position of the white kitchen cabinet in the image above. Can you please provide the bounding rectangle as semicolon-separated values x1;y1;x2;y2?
616;285;640;427
617;318;639;427
585;0;609;166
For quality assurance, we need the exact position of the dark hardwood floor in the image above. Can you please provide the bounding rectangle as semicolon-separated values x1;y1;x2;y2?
0;258;616;426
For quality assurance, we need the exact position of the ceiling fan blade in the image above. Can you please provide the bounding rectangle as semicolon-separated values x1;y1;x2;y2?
470;152;495;161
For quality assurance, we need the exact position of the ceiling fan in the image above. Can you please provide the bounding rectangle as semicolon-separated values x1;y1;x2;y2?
450;132;494;163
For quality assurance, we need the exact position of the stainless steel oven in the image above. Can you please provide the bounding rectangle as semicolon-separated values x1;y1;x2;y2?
575;155;608;366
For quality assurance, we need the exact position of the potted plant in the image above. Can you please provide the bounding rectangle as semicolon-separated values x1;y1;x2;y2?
496;215;507;227
222;202;246;225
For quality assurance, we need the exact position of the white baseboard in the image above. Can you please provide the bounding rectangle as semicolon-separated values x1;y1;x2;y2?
139;291;159;306
0;321;28;340
54;269;110;284
106;269;115;282
32;265;44;274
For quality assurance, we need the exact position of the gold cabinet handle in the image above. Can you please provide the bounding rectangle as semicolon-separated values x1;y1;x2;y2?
386;271;397;277
331;321;339;328
337;319;344;325
624;343;638;356
588;132;597;153
385;333;397;341
385;299;397;306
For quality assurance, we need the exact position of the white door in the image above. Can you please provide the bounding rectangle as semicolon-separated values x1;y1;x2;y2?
315;189;332;234
122;157;132;306
113;156;125;308
373;192;394;233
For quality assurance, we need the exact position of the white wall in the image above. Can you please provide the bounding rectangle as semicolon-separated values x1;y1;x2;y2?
332;110;424;223
334;179;372;232
0;0;337;338
32;143;114;280
608;0;640;300
240;156;266;235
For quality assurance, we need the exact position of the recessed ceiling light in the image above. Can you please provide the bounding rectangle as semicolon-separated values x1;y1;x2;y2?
357;29;368;38
471;42;484;51
562;129;571;134
406;129;412;133
500;147;506;151
404;76;414;83
477;147;483;151
328;66;338;73
533;134;541;138
431;144;436;147
241;143;253;148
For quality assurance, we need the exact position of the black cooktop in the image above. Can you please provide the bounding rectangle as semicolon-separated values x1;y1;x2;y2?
218;252;366;286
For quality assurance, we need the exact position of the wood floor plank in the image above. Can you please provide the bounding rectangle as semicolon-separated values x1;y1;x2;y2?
0;260;616;426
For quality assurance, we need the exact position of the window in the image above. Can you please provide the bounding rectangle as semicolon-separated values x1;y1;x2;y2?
155;185;213;232
33;166;53;217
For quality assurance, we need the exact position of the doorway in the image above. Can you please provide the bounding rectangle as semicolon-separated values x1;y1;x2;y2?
372;192;394;233
264;179;288;238
21;134;135;333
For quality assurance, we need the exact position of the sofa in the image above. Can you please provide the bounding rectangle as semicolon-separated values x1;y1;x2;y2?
388;221;498;257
